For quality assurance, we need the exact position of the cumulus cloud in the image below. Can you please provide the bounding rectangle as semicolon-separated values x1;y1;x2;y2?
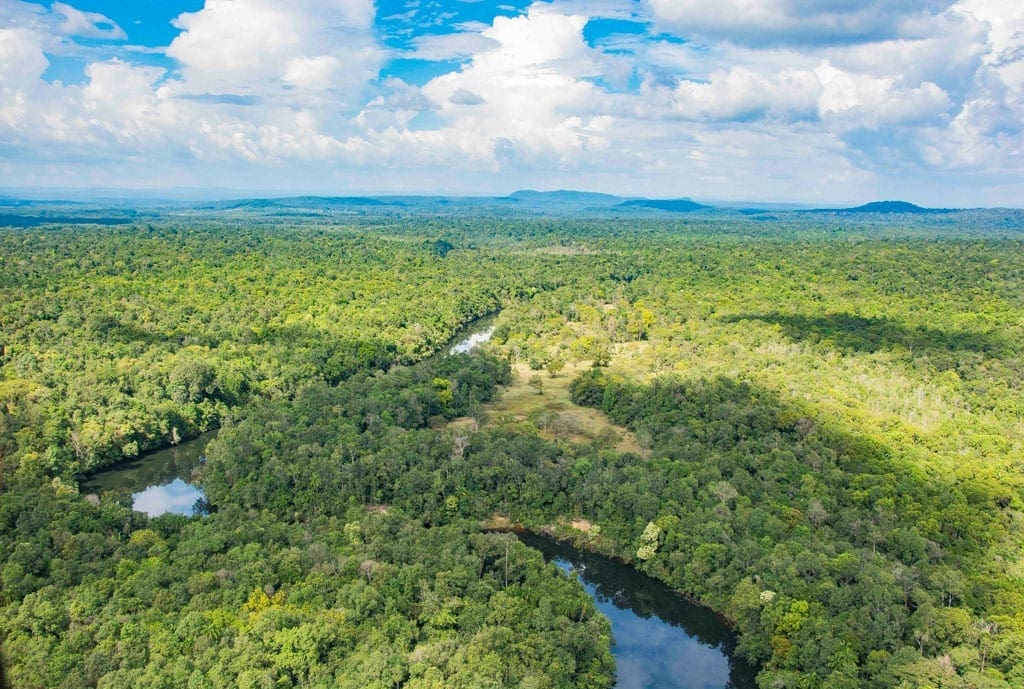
817;63;952;126
449;88;486;105
408;5;611;166
409;30;499;61
354;77;434;132
0;28;48;133
649;60;950;129
636;0;1020;189
0;27;48;87
957;0;1024;66
0;1;382;165
668;67;822;122
821;10;988;102
167;0;382;103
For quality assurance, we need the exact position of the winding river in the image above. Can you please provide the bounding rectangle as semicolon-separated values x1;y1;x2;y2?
82;317;497;516
81;316;755;686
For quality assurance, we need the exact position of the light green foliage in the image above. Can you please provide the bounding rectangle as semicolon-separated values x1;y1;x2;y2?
636;521;661;560
432;377;454;407
0;224;536;475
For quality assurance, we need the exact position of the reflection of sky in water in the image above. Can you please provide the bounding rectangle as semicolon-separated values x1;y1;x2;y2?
132;479;203;517
449;326;495;354
554;559;731;689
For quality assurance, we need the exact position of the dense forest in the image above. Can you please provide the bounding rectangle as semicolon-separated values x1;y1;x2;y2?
2;214;1024;688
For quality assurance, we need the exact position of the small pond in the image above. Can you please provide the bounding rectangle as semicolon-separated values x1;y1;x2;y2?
516;531;757;689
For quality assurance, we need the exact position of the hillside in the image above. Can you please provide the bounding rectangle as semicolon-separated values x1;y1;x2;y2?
820;200;956;214
617;198;710;213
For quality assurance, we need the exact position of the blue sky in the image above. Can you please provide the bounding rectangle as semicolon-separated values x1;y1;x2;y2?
0;0;1021;205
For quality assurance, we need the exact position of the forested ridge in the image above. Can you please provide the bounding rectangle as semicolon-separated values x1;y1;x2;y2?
2;217;1024;688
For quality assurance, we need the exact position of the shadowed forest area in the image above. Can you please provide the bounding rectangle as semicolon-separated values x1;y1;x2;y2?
724;312;1007;357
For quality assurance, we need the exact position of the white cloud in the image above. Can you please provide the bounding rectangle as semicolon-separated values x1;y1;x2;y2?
193;109;350;162
409;31;499;61
406;5;610;166
51;1;126;40
283;55;344;91
0;27;48;87
821;10;988;105
0;27;48;132
957;0;1024;63
449;88;485;105
0;1;381;165
648;60;950;129
636;0;1017;189
668;67;821;122
81;61;177;144
816;62;952;126
355;77;434;132
167;0;382;103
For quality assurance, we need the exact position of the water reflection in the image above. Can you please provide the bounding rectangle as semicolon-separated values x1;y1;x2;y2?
81;431;215;517
517;532;756;689
448;317;496;355
131;478;205;517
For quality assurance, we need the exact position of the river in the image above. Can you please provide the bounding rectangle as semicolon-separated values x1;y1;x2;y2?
82;317;497;517
517;532;757;689
447;314;496;354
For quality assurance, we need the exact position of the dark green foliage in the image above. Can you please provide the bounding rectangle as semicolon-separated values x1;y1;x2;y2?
723;312;1005;356
0;492;613;689
827;201;949;214
192;349;1024;686
200;353;511;517
563;372;1021;684
430;239;456;257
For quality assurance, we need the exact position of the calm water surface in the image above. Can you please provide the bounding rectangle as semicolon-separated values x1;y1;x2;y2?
516;532;757;689
448;316;496;354
81;431;215;517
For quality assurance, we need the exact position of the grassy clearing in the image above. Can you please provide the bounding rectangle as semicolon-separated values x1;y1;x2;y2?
484;361;645;455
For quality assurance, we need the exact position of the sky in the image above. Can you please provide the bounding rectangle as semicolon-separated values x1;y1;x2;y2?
0;0;1022;205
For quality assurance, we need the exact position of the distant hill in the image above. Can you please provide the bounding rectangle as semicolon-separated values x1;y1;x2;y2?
618;198;710;213
507;189;621;203
817;200;955;214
